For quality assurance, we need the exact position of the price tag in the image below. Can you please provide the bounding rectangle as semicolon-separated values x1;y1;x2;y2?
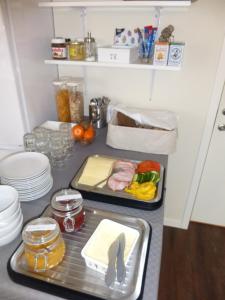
26;224;56;232
56;194;82;202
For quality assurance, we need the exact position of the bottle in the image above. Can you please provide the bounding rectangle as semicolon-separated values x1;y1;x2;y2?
84;32;96;62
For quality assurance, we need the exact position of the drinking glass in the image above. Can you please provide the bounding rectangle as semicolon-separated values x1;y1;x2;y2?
23;133;36;152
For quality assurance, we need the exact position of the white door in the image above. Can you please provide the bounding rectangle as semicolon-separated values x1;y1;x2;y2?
191;82;225;226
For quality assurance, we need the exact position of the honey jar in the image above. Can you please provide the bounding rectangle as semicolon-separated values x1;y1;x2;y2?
69;40;85;60
22;217;65;272
51;189;85;233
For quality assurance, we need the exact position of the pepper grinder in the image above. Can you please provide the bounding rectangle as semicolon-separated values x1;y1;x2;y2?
84;32;96;62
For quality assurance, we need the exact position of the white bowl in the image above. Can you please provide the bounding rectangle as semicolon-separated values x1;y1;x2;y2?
0;215;23;247
0;203;21;228
0;209;22;237
0;185;19;221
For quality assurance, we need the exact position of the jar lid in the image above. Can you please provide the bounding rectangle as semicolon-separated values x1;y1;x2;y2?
51;189;83;212
51;37;66;44
22;217;60;246
66;81;80;87
52;80;66;86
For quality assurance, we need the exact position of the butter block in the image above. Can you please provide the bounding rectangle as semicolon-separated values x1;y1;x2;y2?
81;219;140;274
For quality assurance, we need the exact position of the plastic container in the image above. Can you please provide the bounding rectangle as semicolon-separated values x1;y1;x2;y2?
51;189;85;233
67;81;84;123
22;217;65;272
53;80;71;122
81;219;140;274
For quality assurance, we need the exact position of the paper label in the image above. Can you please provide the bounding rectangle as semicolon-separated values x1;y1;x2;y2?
26;224;56;232
56;194;81;202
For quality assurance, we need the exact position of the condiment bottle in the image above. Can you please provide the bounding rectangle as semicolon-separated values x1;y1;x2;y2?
51;189;85;233
53;80;71;122
22;217;65;272
84;32;96;61
67;81;84;123
51;37;67;60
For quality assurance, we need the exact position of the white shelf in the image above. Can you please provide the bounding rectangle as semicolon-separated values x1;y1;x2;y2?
39;1;191;8
44;59;181;71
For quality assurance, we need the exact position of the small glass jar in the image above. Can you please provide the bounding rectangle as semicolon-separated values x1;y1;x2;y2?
53;80;71;122
51;189;85;233
23;133;36;152
51;38;67;60
67;81;84;123
69;40;85;60
22;217;65;272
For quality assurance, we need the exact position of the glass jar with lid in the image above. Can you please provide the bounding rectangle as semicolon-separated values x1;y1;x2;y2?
69;39;85;60
67;80;84;123
53;80;71;122
51;37;67;60
51;189;85;233
22;217;65;272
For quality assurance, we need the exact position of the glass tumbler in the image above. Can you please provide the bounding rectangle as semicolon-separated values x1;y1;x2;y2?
23;133;36;152
35;137;50;159
50;132;65;168
59;123;74;158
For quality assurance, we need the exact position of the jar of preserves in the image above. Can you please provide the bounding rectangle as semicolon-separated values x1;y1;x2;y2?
22;217;65;272
67;81;84;123
51;37;67;60
51;189;85;233
53;80;71;122
69;40;85;60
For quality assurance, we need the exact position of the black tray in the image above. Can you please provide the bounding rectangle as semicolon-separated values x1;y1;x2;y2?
70;154;165;211
8;205;152;300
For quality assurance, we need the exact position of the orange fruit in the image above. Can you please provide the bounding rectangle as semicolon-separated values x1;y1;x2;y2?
72;124;85;141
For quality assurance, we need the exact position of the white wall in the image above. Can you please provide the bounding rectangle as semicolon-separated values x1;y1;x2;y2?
53;0;225;227
0;3;25;149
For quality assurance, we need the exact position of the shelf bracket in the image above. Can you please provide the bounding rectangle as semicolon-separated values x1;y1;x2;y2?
149;7;161;101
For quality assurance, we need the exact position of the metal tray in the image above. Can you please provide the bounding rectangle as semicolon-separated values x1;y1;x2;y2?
70;154;165;210
8;205;151;300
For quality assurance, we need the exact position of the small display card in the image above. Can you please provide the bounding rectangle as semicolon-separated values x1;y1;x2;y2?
56;194;82;202
26;224;56;232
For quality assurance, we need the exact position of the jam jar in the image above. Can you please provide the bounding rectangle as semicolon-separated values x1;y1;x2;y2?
22;218;65;272
51;189;85;233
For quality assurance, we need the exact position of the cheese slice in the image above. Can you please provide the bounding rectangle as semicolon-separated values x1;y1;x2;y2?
78;156;115;187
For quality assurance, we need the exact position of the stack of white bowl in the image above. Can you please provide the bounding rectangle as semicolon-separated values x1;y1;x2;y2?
0;185;23;246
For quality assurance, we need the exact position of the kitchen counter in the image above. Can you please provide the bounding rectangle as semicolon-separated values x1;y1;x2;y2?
0;127;167;300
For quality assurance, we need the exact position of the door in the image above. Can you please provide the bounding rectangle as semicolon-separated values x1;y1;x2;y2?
191;82;225;226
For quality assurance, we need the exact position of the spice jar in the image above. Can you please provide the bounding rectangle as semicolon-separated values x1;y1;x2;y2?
69;40;85;60
51;189;85;233
51;37;67;60
22;217;65;272
67;81;84;123
53;80;71;122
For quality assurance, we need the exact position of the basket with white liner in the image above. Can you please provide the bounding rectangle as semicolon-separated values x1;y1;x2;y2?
81;219;140;275
106;105;177;155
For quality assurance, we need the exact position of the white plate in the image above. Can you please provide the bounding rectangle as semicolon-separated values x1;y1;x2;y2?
19;178;53;202
2;174;52;190
0;152;49;180
17;177;53;195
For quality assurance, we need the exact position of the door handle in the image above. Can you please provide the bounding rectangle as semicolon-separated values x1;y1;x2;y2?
218;124;225;131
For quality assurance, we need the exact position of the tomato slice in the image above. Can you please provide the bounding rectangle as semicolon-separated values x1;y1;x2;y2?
136;160;160;173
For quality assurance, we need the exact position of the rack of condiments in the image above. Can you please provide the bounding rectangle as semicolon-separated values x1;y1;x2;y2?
50;26;185;67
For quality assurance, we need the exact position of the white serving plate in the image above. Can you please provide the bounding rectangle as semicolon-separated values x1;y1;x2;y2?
0;186;19;221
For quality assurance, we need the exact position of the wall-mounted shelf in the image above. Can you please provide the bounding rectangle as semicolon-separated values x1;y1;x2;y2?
45;59;181;71
39;1;191;8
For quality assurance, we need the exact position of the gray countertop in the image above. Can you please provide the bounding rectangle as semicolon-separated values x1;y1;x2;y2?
0;128;167;300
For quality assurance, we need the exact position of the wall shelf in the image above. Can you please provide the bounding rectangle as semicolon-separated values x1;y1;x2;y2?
45;59;181;71
39;1;191;8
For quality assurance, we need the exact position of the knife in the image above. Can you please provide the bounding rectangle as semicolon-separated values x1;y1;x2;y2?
116;233;126;283
105;236;120;286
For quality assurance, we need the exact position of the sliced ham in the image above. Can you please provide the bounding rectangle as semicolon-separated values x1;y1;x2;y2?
107;176;130;191
112;171;134;182
114;160;137;172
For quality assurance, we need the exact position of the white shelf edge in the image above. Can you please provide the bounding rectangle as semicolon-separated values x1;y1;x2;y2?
39;1;191;8
44;59;181;71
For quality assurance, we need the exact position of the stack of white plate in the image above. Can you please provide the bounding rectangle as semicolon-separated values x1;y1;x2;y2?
0;185;23;246
0;152;53;202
